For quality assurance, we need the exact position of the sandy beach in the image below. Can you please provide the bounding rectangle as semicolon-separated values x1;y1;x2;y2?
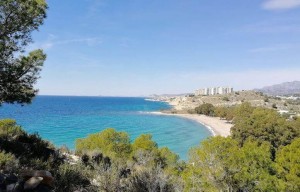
150;112;232;137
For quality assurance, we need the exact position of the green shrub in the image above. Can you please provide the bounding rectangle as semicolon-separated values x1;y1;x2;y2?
222;96;229;101
276;138;300;191
54;163;96;192
184;137;280;192
76;128;132;159
0;151;18;171
0;119;24;138
195;103;215;116
132;134;158;152
232;107;300;150
264;97;269;102
187;109;196;114
0;119;63;171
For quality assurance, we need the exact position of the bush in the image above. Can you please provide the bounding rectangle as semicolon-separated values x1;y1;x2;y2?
54;163;96;192
195;103;215;116
187;109;196;114
132;134;158;153
232;107;300;150
76;128;132;159
276;138;300;191
184;137;280;191
0;119;63;171
0;119;24;138
128;166;183;192
0;151;18;171
264;97;269;102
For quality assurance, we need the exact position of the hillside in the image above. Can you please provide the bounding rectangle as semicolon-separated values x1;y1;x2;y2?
156;90;300;114
255;81;300;96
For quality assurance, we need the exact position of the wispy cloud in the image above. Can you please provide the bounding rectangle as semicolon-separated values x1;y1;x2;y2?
241;20;300;34
85;0;106;18
29;34;102;51
249;44;295;53
54;38;102;46
262;0;300;10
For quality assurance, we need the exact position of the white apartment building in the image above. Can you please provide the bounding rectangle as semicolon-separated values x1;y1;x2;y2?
195;87;233;96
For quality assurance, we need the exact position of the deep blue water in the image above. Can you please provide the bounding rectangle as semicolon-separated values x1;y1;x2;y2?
0;96;211;159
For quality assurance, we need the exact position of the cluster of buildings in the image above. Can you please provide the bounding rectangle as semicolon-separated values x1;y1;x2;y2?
195;87;234;96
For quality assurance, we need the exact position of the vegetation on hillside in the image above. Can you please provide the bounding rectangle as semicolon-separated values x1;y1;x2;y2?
167;90;300;114
72;102;300;191
1;101;300;191
183;102;300;191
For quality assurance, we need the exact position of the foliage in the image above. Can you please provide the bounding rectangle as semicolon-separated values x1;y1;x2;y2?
231;107;300;149
0;119;62;170
222;96;229;101
90;159;184;192
128;166;182;192
0;151;18;171
1;116;299;191
0;118;24;138
281;112;291;119
75;128;184;189
264;97;269;102
54;163;96;192
0;0;47;104
187;109;196;114
132;134;158;152
158;147;179;169
287;99;300;105
214;106;227;119
93;163;125;192
233;102;255;121
195;103;215;116
1;100;299;191
276;138;300;191
76;128;132;158
131;134;181;173
214;106;235;121
184;137;281;192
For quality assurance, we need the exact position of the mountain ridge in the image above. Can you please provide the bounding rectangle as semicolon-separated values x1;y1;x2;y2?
255;80;300;96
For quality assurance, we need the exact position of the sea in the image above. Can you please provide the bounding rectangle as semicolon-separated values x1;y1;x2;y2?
0;96;212;159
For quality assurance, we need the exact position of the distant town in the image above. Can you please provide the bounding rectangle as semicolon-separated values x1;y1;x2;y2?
195;87;234;96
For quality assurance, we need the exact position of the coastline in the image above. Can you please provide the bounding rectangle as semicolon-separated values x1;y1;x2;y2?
150;112;232;137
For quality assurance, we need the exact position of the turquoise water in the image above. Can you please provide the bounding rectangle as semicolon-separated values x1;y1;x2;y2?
0;96;212;159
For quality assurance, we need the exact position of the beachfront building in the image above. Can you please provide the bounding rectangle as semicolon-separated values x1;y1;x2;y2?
195;87;233;96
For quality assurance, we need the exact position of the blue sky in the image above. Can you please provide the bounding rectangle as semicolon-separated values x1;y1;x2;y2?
30;0;300;96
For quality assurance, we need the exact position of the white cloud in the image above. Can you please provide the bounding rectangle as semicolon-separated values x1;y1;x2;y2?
262;0;300;10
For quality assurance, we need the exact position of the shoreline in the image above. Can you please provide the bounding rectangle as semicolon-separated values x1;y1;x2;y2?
149;112;232;137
